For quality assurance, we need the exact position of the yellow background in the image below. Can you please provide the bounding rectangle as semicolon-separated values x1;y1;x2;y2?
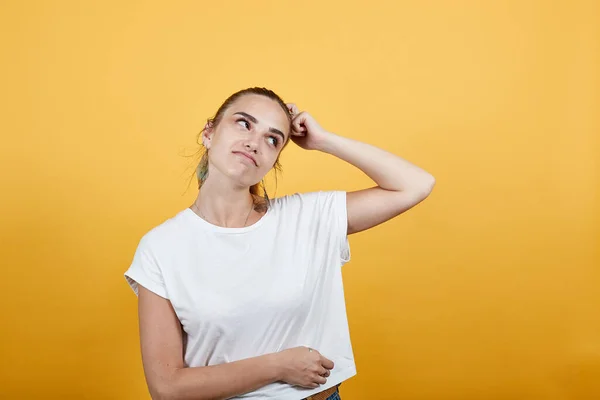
1;1;598;399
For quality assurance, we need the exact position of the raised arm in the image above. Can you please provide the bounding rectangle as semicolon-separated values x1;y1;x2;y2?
320;134;435;234
287;104;436;235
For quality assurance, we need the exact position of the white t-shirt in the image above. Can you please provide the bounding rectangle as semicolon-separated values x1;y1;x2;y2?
124;190;356;399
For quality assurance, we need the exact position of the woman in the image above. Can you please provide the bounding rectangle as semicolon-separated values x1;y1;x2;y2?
125;87;435;400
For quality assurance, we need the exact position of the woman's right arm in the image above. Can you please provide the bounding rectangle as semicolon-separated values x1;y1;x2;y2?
137;286;333;400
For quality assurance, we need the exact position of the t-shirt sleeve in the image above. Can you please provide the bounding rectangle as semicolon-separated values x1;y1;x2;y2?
330;190;351;265
311;190;351;266
124;234;169;299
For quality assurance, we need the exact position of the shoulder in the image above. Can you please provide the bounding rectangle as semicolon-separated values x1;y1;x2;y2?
271;190;322;208
271;191;346;215
135;209;191;251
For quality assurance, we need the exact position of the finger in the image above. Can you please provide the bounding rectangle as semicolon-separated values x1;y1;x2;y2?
286;103;299;115
321;356;335;370
314;374;327;385
319;367;329;376
292;118;306;134
291;127;305;136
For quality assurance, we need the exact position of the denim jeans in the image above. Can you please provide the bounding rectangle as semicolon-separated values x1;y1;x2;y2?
302;384;341;400
324;388;341;400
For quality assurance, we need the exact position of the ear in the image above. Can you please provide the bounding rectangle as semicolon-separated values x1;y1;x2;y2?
202;121;214;149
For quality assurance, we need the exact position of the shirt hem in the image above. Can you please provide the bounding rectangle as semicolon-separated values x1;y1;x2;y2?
263;365;356;400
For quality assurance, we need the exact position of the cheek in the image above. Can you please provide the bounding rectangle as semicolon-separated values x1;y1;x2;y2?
265;148;282;166
210;132;236;153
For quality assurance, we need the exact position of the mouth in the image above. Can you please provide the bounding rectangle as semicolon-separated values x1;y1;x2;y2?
233;151;258;167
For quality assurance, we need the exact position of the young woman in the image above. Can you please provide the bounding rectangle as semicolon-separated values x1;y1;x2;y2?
125;87;435;400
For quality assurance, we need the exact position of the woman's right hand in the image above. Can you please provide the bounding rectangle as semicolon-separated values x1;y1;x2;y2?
275;346;335;389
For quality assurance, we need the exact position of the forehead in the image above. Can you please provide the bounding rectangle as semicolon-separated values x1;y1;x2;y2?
227;94;290;133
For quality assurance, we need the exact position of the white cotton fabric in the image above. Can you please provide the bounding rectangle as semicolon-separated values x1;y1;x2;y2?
124;190;356;399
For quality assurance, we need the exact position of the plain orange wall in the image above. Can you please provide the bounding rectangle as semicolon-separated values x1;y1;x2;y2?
1;1;598;399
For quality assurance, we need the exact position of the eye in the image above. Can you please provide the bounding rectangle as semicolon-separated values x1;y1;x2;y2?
267;136;279;147
236;118;250;130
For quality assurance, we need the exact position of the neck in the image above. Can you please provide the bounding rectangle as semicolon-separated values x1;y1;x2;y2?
193;176;258;228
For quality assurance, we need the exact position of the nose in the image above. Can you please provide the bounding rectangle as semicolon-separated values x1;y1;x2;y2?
244;142;258;153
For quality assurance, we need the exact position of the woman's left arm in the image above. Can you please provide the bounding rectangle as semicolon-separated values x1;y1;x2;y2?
288;105;436;235
320;133;435;235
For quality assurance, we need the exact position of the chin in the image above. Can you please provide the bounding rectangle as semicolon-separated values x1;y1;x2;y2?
213;161;265;187
226;172;262;188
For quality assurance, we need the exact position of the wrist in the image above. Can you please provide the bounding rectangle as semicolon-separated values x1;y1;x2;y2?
266;352;283;381
315;131;341;153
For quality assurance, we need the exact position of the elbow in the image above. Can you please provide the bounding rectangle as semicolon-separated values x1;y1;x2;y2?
150;384;174;400
417;175;436;197
427;176;436;193
150;369;205;400
149;375;179;400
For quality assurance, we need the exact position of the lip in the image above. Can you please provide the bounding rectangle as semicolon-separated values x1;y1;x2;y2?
233;151;257;166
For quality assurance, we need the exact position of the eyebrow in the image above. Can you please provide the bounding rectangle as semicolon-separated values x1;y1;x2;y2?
233;112;287;142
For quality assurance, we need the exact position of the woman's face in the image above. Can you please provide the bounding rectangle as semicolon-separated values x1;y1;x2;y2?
203;94;291;188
